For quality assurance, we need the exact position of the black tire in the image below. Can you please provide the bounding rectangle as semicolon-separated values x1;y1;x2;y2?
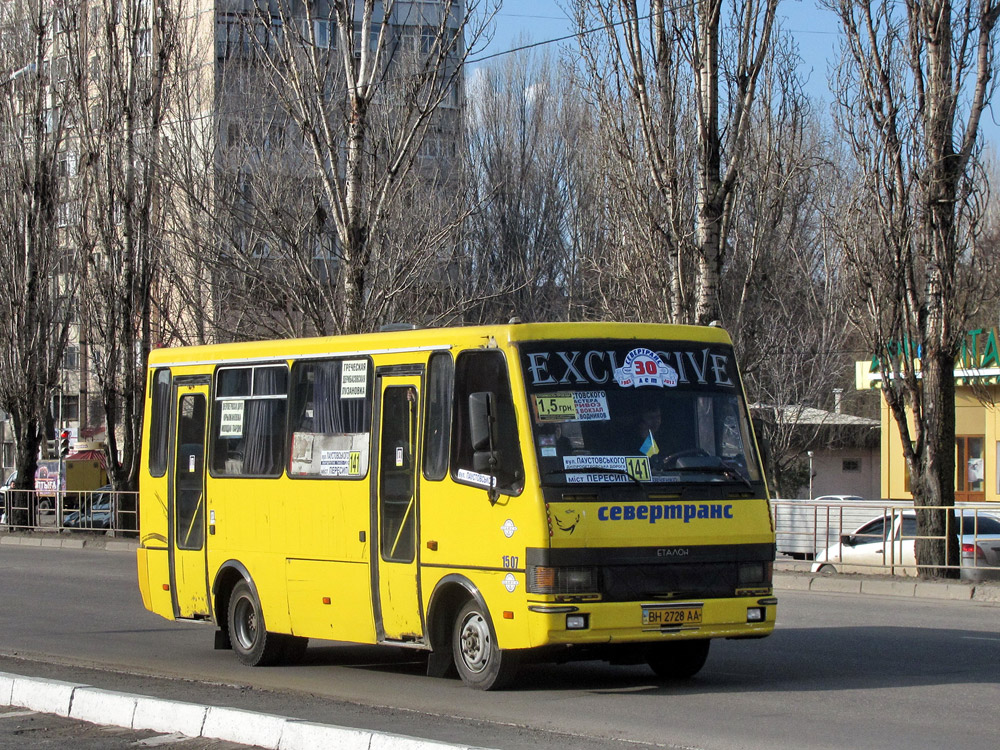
816;564;837;575
646;639;711;680
227;579;285;667
37;498;53;514
452;599;519;690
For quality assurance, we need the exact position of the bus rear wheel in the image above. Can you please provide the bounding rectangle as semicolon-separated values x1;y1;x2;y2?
452;600;519;690
228;579;285;667
646;639;711;680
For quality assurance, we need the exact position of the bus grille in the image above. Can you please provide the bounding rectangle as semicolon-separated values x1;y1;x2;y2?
600;562;737;601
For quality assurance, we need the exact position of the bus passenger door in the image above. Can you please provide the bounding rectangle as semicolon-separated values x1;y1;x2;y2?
373;374;424;642
169;382;211;619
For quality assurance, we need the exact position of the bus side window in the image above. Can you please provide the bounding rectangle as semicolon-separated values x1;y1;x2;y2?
423;351;453;481
287;359;372;479
451;351;524;495
210;365;287;478
148;369;171;477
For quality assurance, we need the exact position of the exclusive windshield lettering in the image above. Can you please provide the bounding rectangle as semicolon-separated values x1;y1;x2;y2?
525;348;734;388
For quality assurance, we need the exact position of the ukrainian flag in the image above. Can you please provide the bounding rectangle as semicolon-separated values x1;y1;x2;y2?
640;430;659;458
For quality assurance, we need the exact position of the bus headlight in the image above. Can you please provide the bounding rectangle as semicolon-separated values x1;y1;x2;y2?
527;566;599;595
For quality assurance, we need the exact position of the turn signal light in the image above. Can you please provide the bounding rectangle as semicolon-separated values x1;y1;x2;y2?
527;566;598;595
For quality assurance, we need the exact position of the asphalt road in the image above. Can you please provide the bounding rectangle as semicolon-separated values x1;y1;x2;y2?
1;542;999;750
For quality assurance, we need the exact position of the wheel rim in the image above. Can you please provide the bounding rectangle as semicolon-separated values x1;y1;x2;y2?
458;611;491;674
233;595;257;651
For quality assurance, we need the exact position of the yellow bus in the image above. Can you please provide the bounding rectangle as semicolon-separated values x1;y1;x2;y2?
137;322;776;689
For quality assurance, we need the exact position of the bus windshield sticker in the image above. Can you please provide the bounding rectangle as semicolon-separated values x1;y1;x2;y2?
219;400;245;438
614;349;678;388
534;392;576;421
563;455;652;482
538;433;557;457
319;450;344;476
566;472;632;484
340;359;368;399
457;468;496;488
532;391;610;423
564;455;628;471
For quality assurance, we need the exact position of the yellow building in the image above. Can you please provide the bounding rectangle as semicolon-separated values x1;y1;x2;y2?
857;325;1000;503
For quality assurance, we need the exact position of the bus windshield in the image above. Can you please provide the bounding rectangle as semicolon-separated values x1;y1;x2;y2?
519;339;762;487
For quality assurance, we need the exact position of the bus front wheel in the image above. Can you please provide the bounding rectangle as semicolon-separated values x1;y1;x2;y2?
228;579;285;667
646;639;711;680
452;600;519;690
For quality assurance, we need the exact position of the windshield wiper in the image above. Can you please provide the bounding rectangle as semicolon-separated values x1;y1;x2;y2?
668;464;754;491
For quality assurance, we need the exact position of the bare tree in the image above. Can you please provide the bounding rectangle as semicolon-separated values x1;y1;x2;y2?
828;0;999;575
0;0;75;520
462;49;591;323
55;0;179;490
572;0;779;325
155;16;231;348
720;32;859;495
212;0;496;335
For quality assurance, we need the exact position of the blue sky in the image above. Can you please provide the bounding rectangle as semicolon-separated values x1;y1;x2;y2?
473;0;1000;152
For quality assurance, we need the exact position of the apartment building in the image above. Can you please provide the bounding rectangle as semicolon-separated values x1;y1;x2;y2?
0;0;466;479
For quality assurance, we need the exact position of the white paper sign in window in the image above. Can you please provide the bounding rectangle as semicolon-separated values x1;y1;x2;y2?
340;359;368;399
219;399;245;438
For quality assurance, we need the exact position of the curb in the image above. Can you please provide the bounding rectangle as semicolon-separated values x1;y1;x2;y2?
0;671;494;750
0;534;135;551
773;571;1000;603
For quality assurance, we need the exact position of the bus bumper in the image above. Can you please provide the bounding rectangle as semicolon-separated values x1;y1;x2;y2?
524;594;776;647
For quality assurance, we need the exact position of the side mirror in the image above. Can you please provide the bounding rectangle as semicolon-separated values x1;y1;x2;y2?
751;417;772;476
840;534;856;547
469;392;499;504
469;392;495;452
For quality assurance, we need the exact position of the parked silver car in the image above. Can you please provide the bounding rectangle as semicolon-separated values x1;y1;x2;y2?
63;485;114;530
811;510;1000;581
961;516;1000;582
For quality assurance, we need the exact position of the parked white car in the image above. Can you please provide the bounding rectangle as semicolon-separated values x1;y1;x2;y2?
813;494;865;503
811;510;1000;580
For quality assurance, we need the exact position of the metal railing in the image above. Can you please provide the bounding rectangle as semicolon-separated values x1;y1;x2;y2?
771;498;1000;580
0;488;138;537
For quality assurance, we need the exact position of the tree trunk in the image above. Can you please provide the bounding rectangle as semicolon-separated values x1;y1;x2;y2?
694;0;723;326
11;413;41;529
341;98;370;333
912;346;960;577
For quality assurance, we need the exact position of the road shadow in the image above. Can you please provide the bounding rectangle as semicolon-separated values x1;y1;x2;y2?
291;623;1000;694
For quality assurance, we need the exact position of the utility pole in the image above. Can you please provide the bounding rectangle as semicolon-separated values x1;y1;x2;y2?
807;450;814;501
56;381;63;527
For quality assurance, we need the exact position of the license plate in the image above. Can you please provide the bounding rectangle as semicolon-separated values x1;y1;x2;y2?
642;605;703;627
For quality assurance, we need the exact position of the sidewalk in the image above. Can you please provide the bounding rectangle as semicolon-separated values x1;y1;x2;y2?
0;530;135;552
773;562;1000;604
0;670;489;750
